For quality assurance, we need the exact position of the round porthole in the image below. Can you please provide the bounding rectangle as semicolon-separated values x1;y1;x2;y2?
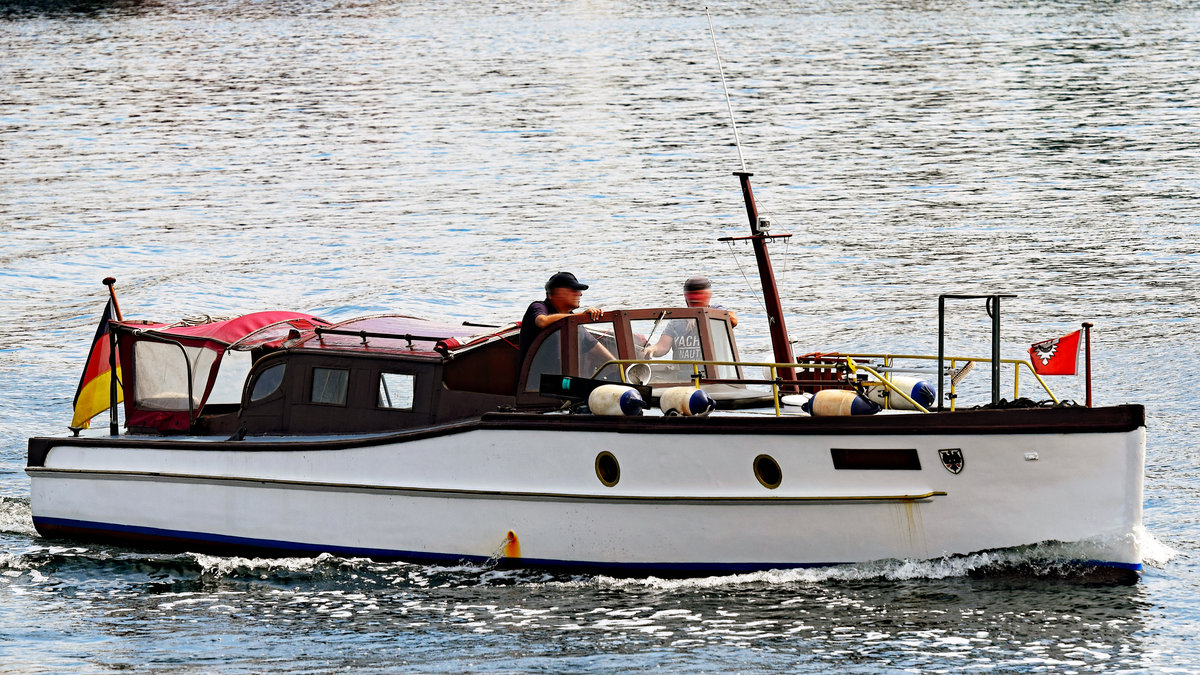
595;451;620;487
754;454;782;489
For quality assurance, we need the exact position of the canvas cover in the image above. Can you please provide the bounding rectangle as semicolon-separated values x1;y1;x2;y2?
116;312;326;432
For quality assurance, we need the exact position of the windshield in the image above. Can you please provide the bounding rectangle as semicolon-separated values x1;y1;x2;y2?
630;316;705;384
524;328;562;392
708;318;739;380
579;322;621;381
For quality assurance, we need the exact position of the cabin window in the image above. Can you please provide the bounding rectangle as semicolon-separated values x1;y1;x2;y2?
133;341;217;411
249;362;286;402
708;318;739;380
524;328;562;392
578;321;620;381
378;372;415;410
311;367;349;406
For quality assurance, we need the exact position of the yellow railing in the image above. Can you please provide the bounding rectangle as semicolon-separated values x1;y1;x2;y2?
837;353;1058;411
591;353;1057;416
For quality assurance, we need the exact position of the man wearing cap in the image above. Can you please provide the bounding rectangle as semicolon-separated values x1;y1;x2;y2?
641;276;737;360
681;276;737;327
518;272;605;363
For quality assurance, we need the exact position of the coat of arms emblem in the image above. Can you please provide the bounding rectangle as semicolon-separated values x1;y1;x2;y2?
938;448;964;474
1031;338;1059;366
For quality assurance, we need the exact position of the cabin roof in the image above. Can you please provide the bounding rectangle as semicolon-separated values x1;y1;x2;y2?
294;314;513;357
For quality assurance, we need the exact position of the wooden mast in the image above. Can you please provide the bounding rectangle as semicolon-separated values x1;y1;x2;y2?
731;172;797;385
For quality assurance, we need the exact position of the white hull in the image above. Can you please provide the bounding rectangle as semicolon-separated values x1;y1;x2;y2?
28;408;1146;577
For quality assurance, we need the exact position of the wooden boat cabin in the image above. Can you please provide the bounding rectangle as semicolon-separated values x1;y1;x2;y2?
110;307;746;436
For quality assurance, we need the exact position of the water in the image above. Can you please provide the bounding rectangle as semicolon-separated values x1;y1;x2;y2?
2;0;1198;670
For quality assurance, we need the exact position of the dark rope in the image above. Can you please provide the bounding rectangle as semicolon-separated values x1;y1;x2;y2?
967;397;1084;410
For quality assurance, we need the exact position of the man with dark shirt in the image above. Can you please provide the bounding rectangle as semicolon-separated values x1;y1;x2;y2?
518;272;604;363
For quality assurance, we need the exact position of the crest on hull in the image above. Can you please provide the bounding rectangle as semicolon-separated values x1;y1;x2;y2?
939;448;965;474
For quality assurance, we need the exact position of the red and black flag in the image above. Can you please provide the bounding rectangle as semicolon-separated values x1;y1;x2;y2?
1028;330;1081;376
70;299;122;429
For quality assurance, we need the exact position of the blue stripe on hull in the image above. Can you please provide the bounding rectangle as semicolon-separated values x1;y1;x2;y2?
32;516;1142;576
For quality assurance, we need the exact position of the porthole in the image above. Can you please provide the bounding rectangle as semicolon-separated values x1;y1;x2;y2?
754;454;782;489
595;451;620;487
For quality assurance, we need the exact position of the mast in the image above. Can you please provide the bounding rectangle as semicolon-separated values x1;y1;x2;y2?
731;173;797;383
706;10;797;386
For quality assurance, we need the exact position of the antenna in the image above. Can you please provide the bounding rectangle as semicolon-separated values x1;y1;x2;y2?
706;9;797;385
706;8;747;173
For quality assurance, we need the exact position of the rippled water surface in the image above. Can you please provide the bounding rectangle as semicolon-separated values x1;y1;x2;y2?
2;0;1198;671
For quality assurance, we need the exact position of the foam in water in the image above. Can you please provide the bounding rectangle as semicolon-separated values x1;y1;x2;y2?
0;497;37;537
0;527;1175;585
577;533;1174;591
1135;525;1176;568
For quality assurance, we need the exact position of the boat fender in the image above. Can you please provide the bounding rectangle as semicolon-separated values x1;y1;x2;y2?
801;389;881;416
659;387;716;417
865;375;936;410
587;384;646;416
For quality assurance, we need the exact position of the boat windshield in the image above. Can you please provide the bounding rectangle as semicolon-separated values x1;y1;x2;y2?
708;318;739;380
630;316;707;384
523;328;562;392
579;321;621;381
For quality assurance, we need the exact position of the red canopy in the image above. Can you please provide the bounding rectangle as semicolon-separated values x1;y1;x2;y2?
119;311;327;346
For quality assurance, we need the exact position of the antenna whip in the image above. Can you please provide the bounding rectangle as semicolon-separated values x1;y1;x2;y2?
706;8;747;173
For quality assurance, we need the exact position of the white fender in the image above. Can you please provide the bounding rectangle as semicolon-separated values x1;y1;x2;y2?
801;389;881;416
588;385;646;416
865;375;936;410
658;387;716;417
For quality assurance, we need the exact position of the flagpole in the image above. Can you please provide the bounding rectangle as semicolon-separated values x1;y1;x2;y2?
104;278;121;435
103;277;124;321
1082;321;1093;408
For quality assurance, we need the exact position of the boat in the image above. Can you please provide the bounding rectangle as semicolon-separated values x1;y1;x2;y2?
26;171;1145;583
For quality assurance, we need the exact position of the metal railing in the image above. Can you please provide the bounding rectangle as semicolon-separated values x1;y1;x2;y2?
838;353;1058;411
590;353;1057;417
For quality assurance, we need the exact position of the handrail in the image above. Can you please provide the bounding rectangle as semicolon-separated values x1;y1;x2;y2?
590;352;1057;416
834;353;1058;410
313;327;453;349
594;358;838;418
844;357;930;413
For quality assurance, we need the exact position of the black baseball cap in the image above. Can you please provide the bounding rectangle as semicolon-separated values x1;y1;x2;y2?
546;271;589;293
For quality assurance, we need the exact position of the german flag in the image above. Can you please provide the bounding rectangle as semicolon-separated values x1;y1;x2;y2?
70;299;122;430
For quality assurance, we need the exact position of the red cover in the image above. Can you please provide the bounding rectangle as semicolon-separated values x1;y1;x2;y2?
138;311;326;346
